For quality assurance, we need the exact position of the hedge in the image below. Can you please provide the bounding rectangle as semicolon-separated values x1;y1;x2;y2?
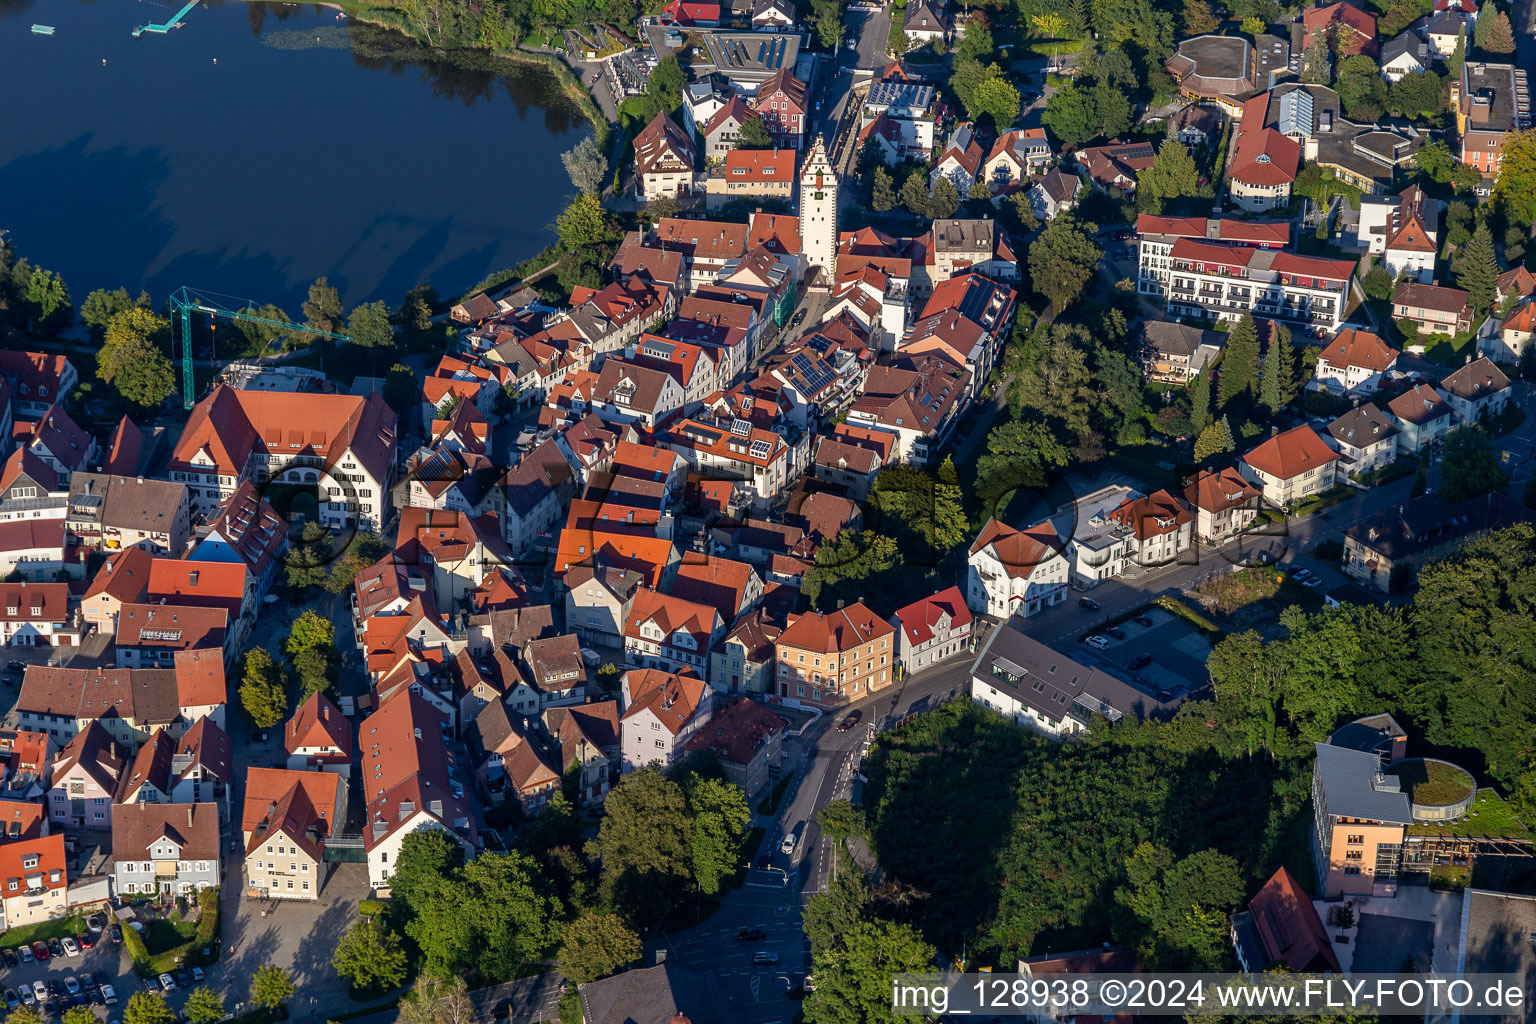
124;888;222;976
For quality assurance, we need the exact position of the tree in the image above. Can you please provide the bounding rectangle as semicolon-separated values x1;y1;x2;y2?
284;520;331;591
22;267;72;335
956;15;994;62
900;173;931;217
804;919;935;1024
9;1011;47;1024
458;851;563;979
683;773;750;896
1219;315;1260;406
1447;27;1466;78
286;609;336;656
1390;70;1443;120
398;977;474;1024
970;76;1022;132
1492;130;1536;228
62;1009;97;1024
1299;29;1331;84
559;912;641;985
1180;0;1218;34
1482;8;1516;51
1416;139;1457;183
1028;214;1103;313
332;918;408;993
303;277;343;336
239;648;288;730
80;287;147;336
1439;427;1510;502
646;56;685;113
561;136;607;195
1239;14;1267;33
1137;140;1201;214
250;966;295;1012
1362;265;1394;301
810;0;843;47
292;645;335;696
182;988;226;1024
592;765;694;924
1042;82;1103;147
817;799;866;876
1189;369;1213;433
347;300;394;348
556;193;619;252
929;176;961;219
871;166;896;212
123;994;174;1024
382;362;416;417
975;419;1072;512
1193;416;1235;462
735;116;773;149
98;307;177;408
1335;54;1389;121
1260;324;1297;415
1454;221;1501;312
395;284;437;332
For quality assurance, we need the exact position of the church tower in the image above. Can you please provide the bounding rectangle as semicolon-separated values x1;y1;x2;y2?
798;137;838;286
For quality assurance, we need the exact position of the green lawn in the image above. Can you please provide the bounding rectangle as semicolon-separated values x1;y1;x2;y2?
0;916;85;949
1420;328;1478;363
143;915;197;956
1405;790;1532;840
1387;759;1475;806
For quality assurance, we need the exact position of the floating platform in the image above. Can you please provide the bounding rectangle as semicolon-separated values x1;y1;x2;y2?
31;24;56;35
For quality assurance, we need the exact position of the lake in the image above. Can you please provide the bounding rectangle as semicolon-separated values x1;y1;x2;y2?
0;0;588;311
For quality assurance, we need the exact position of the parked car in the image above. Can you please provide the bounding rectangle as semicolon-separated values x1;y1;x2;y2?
63;978;79;997
18;987;34;1007
31;982;48;1003
32;941;49;961
47;980;63;998
1105;627;1126;640
142;978;158;994
1303;578;1322;588
77;932;94;950
5;989;19;1010
93;972;110;988
43;1000;58;1018
60;937;79;957
1128;654;1153;670
737;928;767;942
158;975;175;992
47;940;63;959
752;951;780;964
177;973;190;990
1133;615;1153;627
101;985;118;1007
108;926;122;943
3;948;17;968
87;915;105;933
190;968;204;984
1084;635;1110;650
1079;598;1100;610
19;945;33;963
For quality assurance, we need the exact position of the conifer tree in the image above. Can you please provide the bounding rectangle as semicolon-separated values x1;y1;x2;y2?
1218;316;1260;407
1454;221;1501;312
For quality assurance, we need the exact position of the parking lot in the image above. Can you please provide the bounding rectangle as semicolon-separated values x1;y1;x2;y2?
1077;605;1213;700
0;917;211;1024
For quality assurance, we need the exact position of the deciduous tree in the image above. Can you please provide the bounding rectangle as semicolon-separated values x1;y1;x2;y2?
558;912;641;985
1180;0;1218;34
970;76;1022;132
804;919;935;1024
123;994;174;1024
347;300;394;348
646;56;686;113
238;648;287;730
286;609;336;656
1439;427;1509;501
1137;140;1201;214
303;277;343;336
736;116;774;149
181;988;225;1024
561;135;608;195
684;773;751;896
929;176;962;219
591;765;694;924
333;919;409;993
1028;213;1102;313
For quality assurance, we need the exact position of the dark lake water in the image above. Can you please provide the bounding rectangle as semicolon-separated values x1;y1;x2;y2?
0;0;587;311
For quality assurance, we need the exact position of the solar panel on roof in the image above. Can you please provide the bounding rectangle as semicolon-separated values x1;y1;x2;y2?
748;439;774;459
730;418;752;437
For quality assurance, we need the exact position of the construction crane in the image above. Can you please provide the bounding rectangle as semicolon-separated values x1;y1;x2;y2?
168;286;350;409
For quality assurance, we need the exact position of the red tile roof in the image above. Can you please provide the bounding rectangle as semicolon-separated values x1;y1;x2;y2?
0;582;68;623
0;833;66;898
777;602;894;654
1184;467;1261;513
1230;92;1300;187
891;585;972;647
1110;489;1194;540
286;691;353;760
683;698;781;765
1249;866;1342;971
1320;328;1400;373
1241;425;1340;480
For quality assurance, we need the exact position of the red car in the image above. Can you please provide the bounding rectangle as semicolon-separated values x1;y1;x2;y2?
30;942;48;961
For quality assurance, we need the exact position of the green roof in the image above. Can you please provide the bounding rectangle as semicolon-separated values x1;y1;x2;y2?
1405;790;1533;841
